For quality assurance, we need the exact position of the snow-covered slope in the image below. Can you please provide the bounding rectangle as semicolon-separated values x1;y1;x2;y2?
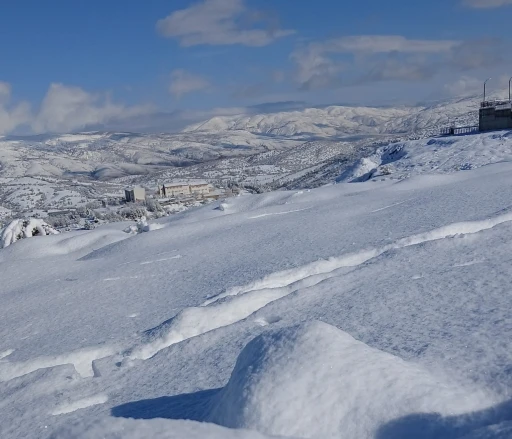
4;132;512;437
0;131;302;180
0;95;483;182
184;96;480;138
337;129;512;183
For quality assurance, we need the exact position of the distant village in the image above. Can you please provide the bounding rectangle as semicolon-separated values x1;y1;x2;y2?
20;180;238;232
124;180;230;206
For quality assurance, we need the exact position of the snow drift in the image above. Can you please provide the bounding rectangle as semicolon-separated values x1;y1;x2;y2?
337;129;512;182
206;322;491;439
6;144;512;439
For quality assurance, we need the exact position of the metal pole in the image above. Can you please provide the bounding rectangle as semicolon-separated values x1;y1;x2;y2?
484;78;491;103
509;76;512;101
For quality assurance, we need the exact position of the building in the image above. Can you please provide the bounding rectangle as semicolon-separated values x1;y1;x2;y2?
189;181;211;196
160;182;191;198
125;186;146;202
160;180;212;198
47;209;76;218
479;100;512;132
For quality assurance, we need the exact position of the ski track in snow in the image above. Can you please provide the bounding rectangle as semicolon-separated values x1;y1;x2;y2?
248;208;312;219
370;198;414;213
103;274;159;281
453;259;485;268
139;255;182;265
51;394;108;416
116;250;179;267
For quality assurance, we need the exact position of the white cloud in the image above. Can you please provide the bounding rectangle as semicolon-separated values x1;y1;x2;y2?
0;81;32;135
462;0;512;8
31;83;152;134
169;70;211;98
328;35;458;54
0;82;11;102
290;42;344;90
290;35;506;90
443;76;482;96
156;0;294;46
272;70;285;83
291;35;459;90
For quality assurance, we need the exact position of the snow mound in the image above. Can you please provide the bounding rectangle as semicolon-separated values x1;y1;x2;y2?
207;321;492;439
0;218;58;248
0;227;130;261
124;217;166;234
337;157;380;182
338;129;512;182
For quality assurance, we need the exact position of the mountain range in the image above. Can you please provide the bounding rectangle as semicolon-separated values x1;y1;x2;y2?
0;95;485;218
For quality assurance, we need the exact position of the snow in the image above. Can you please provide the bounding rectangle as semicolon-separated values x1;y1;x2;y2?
207;322;491;438
0;205;12;220
337;130;512;182
51;394;109;416
0;95;484;218
5;132;512;438
50;418;286;439
337;156;380;182
0;218;58;248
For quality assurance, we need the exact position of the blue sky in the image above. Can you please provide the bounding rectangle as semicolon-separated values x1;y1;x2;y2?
0;0;511;134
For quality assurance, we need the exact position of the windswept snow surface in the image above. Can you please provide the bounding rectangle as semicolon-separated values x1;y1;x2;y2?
5;136;512;437
337;130;512;182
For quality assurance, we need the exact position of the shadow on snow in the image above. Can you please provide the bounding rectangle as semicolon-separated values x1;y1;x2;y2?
111;390;512;438
111;388;220;422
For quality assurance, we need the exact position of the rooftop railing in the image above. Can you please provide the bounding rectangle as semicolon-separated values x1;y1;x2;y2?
440;125;479;136
481;99;511;109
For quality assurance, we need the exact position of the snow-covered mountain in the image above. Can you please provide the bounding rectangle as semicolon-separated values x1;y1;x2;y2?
183;96;480;138
0;131;302;180
0;95;487;217
3;130;512;438
0;95;483;178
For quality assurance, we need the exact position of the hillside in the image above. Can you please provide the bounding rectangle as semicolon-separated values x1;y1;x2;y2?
2;131;512;438
0;96;484;219
183;96;479;137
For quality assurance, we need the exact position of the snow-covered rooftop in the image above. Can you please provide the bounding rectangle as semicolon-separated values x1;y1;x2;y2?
163;179;208;187
495;102;512;111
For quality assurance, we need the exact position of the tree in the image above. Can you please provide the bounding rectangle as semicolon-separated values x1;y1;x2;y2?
1;218;59;248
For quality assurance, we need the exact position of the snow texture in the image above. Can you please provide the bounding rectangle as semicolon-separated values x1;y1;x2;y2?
4;130;512;438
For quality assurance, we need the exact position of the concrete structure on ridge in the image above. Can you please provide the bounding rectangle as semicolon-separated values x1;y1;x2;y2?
442;77;512;136
479;100;512;132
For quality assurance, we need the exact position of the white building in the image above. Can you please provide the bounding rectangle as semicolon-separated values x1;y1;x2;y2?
160;182;191;198
189;181;211;195
125;187;146;202
160;180;212;198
